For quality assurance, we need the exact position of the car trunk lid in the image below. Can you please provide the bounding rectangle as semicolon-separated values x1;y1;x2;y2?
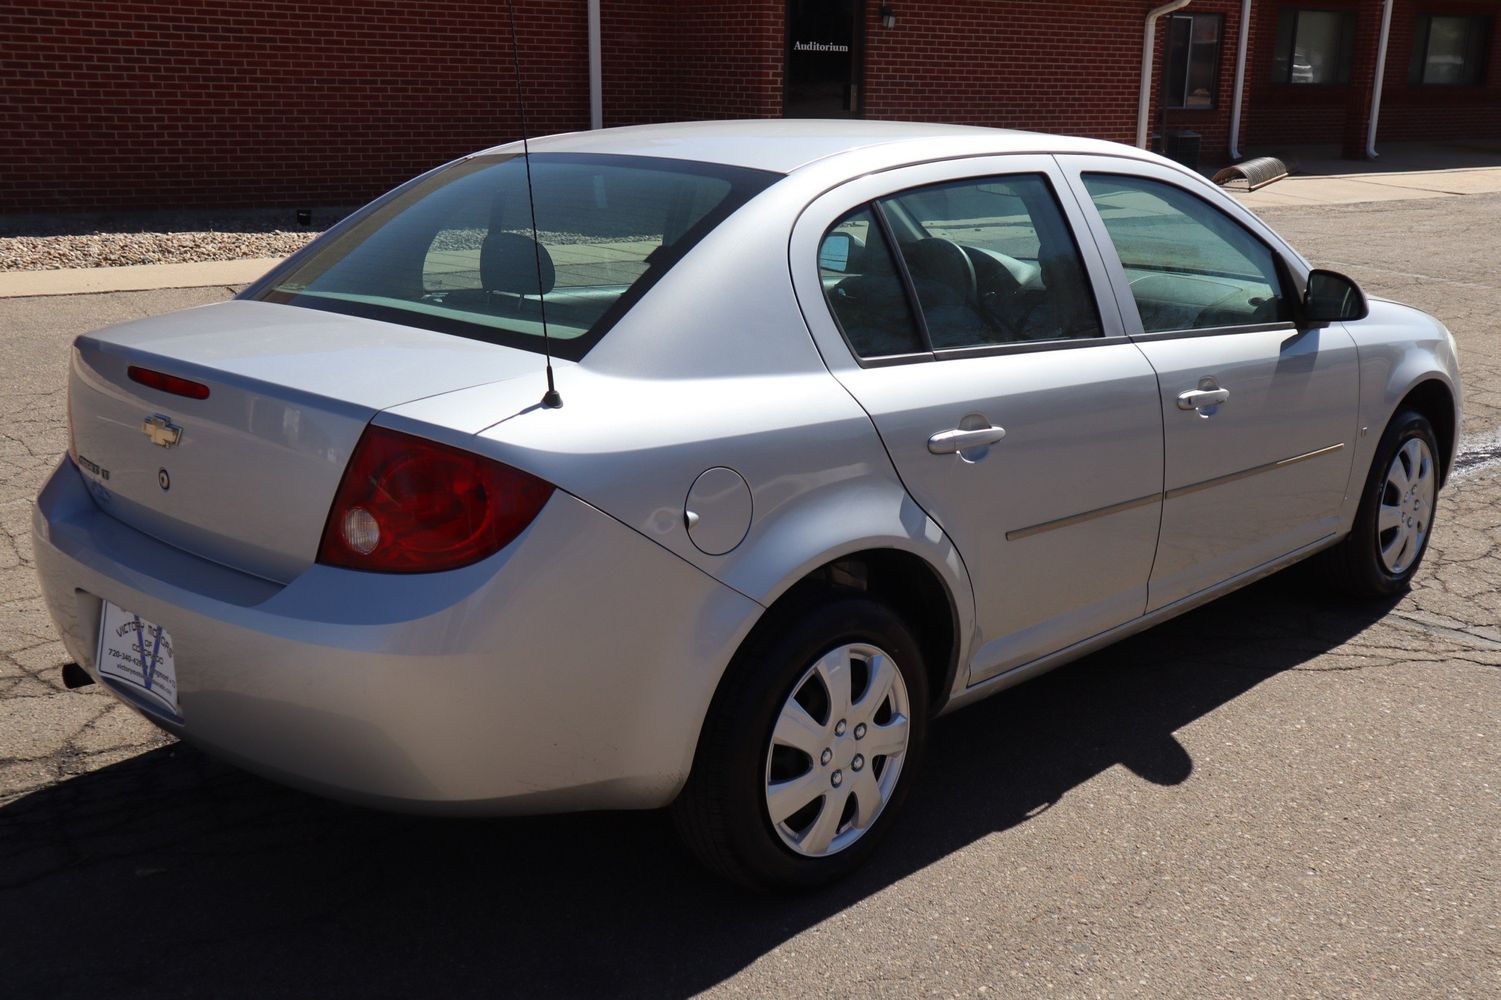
68;299;546;583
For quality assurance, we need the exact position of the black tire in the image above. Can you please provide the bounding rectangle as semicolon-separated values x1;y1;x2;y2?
672;593;929;891
1322;409;1441;598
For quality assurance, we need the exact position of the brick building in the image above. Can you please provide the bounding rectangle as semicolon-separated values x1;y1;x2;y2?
3;1;1497;214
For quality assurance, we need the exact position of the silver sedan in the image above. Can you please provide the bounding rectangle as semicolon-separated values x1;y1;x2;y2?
33;121;1461;889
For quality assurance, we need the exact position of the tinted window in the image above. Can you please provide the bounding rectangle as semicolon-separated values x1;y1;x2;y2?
1272;9;1356;84
1083;174;1290;334
251;153;778;361
1165;13;1222;109
1409;15;1492;86
818;207;926;358
877;175;1103;349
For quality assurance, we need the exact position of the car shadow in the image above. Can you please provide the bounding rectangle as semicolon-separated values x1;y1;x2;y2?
3;569;1400;999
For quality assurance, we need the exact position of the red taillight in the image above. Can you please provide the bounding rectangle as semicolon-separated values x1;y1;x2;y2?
317;425;554;573
128;365;211;400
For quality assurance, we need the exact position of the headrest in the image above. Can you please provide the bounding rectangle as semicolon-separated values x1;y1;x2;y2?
906;237;975;303
481;231;556;295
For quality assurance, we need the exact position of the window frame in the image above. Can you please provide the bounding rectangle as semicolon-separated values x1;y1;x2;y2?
1060;160;1307;343
791;155;1132;376
811;166;1120;368
1271;8;1358;86
1164;12;1224;110
1409;14;1492;87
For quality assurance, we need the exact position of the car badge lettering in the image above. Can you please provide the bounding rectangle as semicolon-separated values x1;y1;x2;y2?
142;414;182;448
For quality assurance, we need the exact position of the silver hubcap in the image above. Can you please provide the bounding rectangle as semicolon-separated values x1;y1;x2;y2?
763;642;911;858
1378;437;1436;575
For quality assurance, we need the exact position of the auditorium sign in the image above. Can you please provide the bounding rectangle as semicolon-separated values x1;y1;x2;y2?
785;1;864;118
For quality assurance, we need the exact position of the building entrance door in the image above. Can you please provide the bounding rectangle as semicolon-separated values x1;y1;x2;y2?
784;1;864;118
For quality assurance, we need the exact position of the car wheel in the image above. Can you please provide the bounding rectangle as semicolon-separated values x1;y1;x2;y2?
672;593;929;890
1322;409;1440;598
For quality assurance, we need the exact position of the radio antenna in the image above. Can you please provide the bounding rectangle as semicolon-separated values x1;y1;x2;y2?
505;0;562;408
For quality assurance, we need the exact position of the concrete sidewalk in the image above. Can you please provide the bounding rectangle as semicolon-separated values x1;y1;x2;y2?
1234;165;1501;209
0;257;281;298
1230;139;1501;208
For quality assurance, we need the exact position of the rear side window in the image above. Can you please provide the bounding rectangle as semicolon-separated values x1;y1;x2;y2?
1082;174;1290;334
251;153;779;361
817;174;1104;361
878;174;1103;349
818;207;927;359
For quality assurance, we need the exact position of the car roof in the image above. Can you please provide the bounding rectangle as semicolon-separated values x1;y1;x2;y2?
476;119;1157;175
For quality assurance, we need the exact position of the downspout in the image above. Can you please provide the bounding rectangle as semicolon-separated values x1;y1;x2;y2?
1228;0;1251;160
1365;0;1394;158
588;0;603;129
1138;0;1195;149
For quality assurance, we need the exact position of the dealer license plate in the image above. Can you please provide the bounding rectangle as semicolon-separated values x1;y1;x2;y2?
97;601;179;717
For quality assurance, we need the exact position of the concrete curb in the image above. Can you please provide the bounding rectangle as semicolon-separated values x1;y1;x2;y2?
0;257;285;298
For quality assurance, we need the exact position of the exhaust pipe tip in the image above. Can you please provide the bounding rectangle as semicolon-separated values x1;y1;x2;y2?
61;662;95;689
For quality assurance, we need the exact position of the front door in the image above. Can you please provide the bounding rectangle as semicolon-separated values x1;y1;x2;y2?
785;0;864;118
1062;158;1360;611
790;157;1166;685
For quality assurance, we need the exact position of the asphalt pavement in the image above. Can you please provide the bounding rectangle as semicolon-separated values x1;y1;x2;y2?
1;197;1498;999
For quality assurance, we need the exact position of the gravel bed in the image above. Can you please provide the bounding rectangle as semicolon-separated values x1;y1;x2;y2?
0;229;323;271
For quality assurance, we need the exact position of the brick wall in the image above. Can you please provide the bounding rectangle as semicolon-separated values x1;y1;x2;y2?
1377;0;1501;141
860;1;1152;144
0;0;589;213
1242;0;1501;154
4;0;1497;214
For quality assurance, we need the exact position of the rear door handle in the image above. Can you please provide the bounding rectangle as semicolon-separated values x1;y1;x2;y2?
1176;388;1230;411
928;425;1007;455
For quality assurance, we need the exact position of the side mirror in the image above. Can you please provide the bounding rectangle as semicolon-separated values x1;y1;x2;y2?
818;233;853;273
1304;269;1368;323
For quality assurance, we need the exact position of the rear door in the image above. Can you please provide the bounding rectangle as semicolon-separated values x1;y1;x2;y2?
790;156;1165;685
1059;156;1359;610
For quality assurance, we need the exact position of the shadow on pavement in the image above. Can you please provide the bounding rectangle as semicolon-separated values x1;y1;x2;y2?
2;570;1400;999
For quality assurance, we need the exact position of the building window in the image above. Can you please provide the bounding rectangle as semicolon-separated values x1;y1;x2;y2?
1409;15;1491;86
1272;9;1357;84
1165;13;1223;108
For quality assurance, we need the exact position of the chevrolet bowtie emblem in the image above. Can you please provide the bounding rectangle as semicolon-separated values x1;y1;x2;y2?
142;414;183;449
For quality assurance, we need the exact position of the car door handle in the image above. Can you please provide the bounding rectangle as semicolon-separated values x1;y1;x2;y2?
1176;388;1230;411
928;425;1007;454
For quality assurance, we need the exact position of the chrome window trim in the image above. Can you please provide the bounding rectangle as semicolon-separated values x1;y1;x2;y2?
932;333;1128;362
1126;320;1301;343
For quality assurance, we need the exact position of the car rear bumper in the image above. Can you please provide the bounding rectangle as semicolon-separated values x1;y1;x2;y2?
33;457;760;814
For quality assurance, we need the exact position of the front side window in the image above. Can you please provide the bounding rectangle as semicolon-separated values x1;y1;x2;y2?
1409;15;1492;86
1083;174;1290;334
1165;13;1223;108
252;153;778;361
876;175;1102;350
1273;9;1357;84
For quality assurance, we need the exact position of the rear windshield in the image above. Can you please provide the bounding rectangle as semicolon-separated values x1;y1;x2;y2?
248;153;779;361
